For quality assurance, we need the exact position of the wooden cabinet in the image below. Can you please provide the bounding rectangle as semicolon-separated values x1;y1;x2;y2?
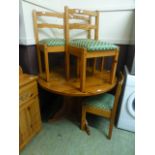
19;69;41;150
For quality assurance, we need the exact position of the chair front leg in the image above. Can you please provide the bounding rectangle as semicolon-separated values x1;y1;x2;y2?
92;58;97;74
110;50;119;84
108;119;114;139
44;45;50;82
66;46;70;80
36;45;43;76
81;106;86;130
85;120;91;135
77;57;80;78
80;49;87;92
100;57;104;72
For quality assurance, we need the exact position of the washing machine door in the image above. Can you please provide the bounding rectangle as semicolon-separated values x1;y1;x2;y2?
127;92;135;118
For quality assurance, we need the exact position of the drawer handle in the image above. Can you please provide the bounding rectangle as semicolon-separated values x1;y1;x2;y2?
30;93;34;97
20;92;34;102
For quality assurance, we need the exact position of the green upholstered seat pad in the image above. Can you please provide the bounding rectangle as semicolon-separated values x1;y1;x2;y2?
39;38;65;46
70;39;118;51
83;93;115;110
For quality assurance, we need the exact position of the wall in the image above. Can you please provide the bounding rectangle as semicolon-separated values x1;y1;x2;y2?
19;0;135;45
19;0;27;43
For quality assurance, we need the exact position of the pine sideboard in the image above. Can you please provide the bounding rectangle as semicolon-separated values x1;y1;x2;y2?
19;68;42;150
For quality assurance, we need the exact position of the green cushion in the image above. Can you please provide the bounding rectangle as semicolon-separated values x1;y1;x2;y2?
70;39;118;52
39;38;65;46
83;93;115;110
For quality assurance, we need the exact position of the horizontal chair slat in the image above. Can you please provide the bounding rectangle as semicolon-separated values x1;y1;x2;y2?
36;11;64;18
69;23;96;30
37;24;64;29
87;51;117;58
68;9;97;16
68;46;85;57
69;14;89;21
85;106;111;118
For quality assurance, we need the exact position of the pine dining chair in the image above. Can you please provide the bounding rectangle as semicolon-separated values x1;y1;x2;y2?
33;10;65;82
65;6;119;92
81;72;124;139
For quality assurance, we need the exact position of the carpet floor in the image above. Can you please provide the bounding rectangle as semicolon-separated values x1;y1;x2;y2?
20;116;135;155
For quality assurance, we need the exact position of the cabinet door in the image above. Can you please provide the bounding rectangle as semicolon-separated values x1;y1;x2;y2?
19;129;23;147
19;97;41;150
27;97;42;133
20;108;30;143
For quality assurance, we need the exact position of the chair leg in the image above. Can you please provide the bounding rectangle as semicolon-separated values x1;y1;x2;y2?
108;119;114;139
81;107;86;130
77;57;80;78
66;50;70;81
36;46;43;76
100;57;104;72
92;58;97;74
80;51;86;92
44;49;50;82
110;51;119;84
85;120;91;135
81;107;90;135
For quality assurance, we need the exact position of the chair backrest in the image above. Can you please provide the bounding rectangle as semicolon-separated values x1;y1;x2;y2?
64;6;99;47
33;10;65;44
112;72;125;119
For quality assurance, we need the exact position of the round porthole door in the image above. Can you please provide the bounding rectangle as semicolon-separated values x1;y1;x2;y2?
127;92;135;118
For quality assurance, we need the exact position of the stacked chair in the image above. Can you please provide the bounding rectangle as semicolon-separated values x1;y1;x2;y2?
33;11;65;82
33;6;119;92
64;6;119;92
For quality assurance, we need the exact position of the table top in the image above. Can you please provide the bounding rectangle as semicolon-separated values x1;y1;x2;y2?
38;70;117;97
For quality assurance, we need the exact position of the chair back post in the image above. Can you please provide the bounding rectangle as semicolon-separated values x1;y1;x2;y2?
111;72;124;120
87;16;92;39
95;11;99;40
33;10;39;44
64;6;69;47
64;6;70;80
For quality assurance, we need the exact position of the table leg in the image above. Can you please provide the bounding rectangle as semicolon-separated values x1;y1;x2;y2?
48;99;67;122
48;96;83;122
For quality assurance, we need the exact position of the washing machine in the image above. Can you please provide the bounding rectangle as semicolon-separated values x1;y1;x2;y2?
117;65;135;132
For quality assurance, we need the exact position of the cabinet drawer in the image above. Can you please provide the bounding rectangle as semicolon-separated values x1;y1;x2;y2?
20;81;38;105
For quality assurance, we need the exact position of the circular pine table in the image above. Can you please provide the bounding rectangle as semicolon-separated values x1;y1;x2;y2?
38;69;117;121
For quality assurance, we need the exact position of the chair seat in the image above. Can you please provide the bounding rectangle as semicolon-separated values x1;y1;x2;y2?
39;38;65;46
70;39;118;52
83;93;115;110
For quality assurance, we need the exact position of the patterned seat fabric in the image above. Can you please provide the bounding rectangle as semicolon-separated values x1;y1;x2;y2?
39;38;65;46
83;93;115;110
70;39;118;52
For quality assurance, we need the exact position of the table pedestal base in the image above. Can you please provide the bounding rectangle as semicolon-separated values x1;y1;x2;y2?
48;96;83;122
